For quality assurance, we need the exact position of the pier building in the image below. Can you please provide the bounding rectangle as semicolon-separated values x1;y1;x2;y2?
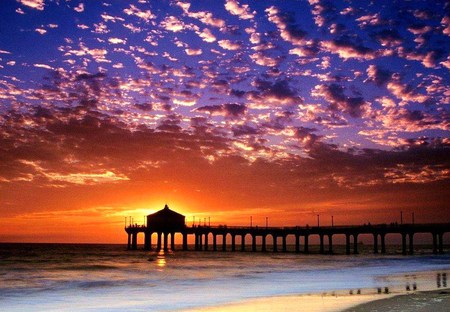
125;205;450;255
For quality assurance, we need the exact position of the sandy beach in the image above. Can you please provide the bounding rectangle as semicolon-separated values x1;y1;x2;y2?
184;289;449;312
343;289;450;312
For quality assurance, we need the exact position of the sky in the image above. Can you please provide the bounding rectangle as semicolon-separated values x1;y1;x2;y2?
0;0;449;243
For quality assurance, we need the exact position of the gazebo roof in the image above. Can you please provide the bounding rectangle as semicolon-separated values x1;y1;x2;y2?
147;204;185;218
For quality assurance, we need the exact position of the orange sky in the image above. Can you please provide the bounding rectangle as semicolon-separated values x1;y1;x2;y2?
1;0;449;243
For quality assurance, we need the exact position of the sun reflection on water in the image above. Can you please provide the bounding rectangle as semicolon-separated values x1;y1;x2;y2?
156;250;166;268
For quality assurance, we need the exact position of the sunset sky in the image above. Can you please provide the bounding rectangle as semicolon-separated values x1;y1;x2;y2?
0;0;449;243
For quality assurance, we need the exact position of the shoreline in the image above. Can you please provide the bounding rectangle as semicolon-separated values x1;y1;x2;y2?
180;268;449;312
343;289;450;312
183;288;449;312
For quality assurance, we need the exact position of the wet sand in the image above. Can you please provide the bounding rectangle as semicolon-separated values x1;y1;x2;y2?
183;293;390;312
343;289;450;312
184;289;449;312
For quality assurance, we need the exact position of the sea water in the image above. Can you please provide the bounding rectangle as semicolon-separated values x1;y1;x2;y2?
0;244;449;311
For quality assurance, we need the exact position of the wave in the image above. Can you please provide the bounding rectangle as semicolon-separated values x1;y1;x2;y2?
59;264;121;271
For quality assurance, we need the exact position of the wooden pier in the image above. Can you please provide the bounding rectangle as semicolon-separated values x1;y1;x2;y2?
125;205;450;255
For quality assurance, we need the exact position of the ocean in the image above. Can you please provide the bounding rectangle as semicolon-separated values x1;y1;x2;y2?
0;243;449;311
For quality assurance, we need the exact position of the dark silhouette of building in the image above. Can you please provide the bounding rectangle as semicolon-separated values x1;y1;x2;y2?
125;205;450;255
125;204;186;251
147;204;185;232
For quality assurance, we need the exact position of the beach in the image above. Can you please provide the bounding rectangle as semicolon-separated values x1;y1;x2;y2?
344;289;450;312
1;244;449;311
184;289;449;312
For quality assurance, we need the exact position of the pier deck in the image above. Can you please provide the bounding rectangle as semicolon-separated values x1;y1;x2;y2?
125;222;450;255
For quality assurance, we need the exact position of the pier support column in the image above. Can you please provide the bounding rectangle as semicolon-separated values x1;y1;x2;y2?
353;234;358;254
127;233;131;250
252;235;257;252
132;232;137;250
345;234;350;255
402;233;407;255
373;234;378;254
222;234;227;251
381;234;386;254
199;233;203;250
157;232;162;251
320;235;324;254
438;233;444;254
328;234;333;254
144;232;151;251
231;234;236;251
262;235;266;252
163;233;168;251
171;232;175;251
304;235;309;253
213;234;217;251
409;233;414;255
273;235;278;252
204;234;209;251
295;235;300;253
241;234;246;251
183;233;188;251
432;233;438;254
282;235;287;252
194;234;199;251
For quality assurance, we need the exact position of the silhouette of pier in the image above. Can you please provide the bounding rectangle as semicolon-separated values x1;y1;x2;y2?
125;205;450;255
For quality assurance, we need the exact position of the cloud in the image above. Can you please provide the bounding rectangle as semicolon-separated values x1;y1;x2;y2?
308;0;336;27
177;2;225;28
108;38;126;44
123;4;156;22
198;28;216;42
17;0;44;10
312;83;368;118
384;164;449;184
294;126;321;149
266;6;307;46
365;65;392;86
248;79;302;106
321;39;376;60
33;63;53;70
185;48;202;56
356;13;383;28
16;160;129;186
1;0;449;226
35;28;47;35
47;171;130;185
225;0;254;20
74;3;84;13
249;52;280;67
196;103;247;117
387;81;429;104
218;40;242;50
441;15;450;36
373;29;403;47
160;16;185;32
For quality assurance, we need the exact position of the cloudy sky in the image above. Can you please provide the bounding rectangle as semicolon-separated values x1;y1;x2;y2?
0;0;449;243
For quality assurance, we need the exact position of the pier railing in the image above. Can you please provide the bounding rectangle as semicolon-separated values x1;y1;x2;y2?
125;222;450;255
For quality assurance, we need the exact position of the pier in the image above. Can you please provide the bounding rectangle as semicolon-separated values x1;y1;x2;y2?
125;205;450;255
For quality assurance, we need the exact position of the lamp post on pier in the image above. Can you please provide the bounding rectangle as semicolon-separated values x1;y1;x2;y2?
317;214;320;227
